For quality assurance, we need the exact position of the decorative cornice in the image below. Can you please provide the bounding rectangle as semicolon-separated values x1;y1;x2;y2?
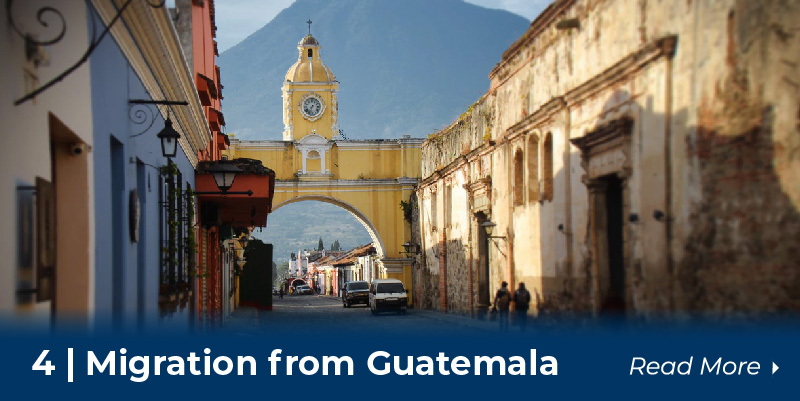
380;258;413;269
335;139;424;150
570;117;634;154
283;82;339;87
275;178;416;189
465;176;492;193
397;177;420;185
229;140;291;150
507;96;567;137
419;153;472;188
92;0;211;167
490;0;576;80
563;36;678;108
296;133;329;145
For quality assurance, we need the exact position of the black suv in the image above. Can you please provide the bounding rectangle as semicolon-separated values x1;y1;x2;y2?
342;281;370;307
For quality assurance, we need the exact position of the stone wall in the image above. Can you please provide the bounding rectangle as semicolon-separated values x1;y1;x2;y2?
410;192;439;310
415;0;800;318
675;2;800;314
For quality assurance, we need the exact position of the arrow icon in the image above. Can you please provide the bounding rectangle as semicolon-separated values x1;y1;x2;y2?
772;362;779;375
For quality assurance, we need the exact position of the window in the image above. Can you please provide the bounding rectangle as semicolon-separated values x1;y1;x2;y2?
430;190;438;231
377;283;405;293
308;49;313;58
347;282;369;290
543;133;553;201
528;135;539;202
513;148;524;206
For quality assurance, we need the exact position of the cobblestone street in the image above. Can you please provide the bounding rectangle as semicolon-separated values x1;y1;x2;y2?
224;294;503;335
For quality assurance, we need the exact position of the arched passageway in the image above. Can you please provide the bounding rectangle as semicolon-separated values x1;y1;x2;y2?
273;195;387;258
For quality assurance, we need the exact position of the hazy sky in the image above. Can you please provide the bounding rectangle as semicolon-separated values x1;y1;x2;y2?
214;0;549;53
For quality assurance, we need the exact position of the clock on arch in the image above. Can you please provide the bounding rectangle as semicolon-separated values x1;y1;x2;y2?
298;92;326;121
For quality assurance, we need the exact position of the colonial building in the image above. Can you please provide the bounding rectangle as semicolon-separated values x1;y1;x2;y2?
173;0;275;329
415;0;800;317
0;0;210;329
0;0;273;331
224;30;422;303
1;0;96;326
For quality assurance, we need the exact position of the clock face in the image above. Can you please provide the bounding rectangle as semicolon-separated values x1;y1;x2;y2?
302;97;322;117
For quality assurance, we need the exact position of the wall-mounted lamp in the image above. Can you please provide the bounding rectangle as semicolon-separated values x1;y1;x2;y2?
209;163;239;192
194;163;254;196
157;118;181;158
401;241;420;255
653;210;666;221
480;219;507;240
128;100;188;158
628;213;640;223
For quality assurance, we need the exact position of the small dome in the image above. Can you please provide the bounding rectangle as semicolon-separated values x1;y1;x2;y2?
284;60;335;83
299;34;319;46
284;34;336;83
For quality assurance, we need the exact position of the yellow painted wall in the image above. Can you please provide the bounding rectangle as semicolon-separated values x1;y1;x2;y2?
226;141;422;181
287;84;338;140
221;32;425;303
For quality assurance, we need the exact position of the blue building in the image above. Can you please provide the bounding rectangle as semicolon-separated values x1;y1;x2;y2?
2;0;270;331
0;1;216;330
88;2;212;330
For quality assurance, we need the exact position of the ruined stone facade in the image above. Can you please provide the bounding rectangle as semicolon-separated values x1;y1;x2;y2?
414;0;800;317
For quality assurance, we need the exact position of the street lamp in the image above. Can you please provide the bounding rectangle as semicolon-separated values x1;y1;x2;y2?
157;118;181;158
238;235;249;249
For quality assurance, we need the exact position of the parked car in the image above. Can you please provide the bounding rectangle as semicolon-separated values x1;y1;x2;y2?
272;287;279;295
295;284;313;295
369;279;408;315
342;281;370;308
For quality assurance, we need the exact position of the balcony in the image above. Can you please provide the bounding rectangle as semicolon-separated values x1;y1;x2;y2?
195;73;217;106
208;108;225;132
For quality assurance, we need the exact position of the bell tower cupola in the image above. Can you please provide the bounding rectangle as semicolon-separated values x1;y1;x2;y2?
282;20;339;141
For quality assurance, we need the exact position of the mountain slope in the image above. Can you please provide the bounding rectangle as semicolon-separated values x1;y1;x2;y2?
218;0;530;139
256;201;373;264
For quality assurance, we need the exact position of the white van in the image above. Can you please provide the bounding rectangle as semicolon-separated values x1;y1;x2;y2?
369;278;409;315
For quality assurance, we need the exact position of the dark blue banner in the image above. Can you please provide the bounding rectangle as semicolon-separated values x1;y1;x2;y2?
0;319;796;399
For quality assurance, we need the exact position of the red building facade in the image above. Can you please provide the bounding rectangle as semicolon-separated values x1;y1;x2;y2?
173;0;274;328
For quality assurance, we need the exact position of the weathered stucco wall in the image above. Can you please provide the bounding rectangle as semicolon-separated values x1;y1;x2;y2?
415;0;800;317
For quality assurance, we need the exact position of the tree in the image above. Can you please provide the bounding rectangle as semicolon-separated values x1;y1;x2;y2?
331;239;341;251
317;237;324;251
274;261;290;287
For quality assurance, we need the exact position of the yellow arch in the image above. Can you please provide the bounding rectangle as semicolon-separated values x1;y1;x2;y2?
224;138;421;303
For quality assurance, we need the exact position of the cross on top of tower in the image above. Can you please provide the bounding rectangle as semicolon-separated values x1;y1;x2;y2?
307;19;312;35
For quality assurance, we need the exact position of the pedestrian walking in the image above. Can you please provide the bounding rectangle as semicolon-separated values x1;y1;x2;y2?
279;287;284;299
493;281;511;332
514;282;531;331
